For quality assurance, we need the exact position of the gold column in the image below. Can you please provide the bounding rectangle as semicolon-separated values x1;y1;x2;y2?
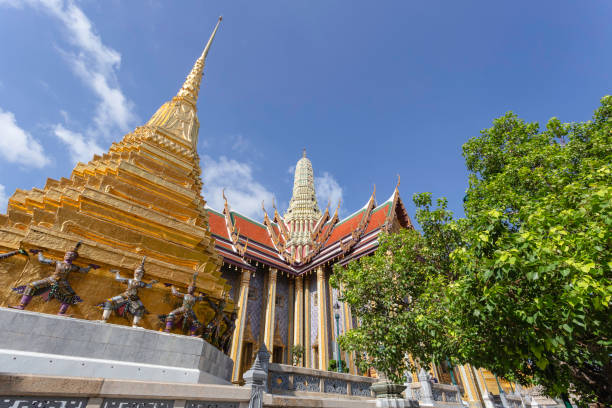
293;275;304;365
263;268;278;358
230;268;251;383
287;278;294;364
304;275;311;367
458;363;479;407
317;267;329;371
473;366;495;408
342;300;356;374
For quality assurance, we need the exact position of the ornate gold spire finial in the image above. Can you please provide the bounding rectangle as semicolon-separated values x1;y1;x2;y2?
302;148;306;158
176;16;223;104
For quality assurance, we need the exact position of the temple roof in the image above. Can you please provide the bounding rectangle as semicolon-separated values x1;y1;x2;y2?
205;179;413;275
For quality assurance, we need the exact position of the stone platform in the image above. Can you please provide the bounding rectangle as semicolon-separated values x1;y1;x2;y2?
0;307;233;384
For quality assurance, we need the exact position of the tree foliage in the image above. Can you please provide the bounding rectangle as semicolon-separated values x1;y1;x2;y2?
331;194;460;383
332;96;611;405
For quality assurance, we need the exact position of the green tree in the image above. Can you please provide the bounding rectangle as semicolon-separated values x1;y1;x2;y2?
332;96;611;405
291;345;304;366
330;193;461;383
450;96;612;404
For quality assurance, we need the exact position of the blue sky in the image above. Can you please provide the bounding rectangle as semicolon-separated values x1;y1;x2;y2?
0;1;610;223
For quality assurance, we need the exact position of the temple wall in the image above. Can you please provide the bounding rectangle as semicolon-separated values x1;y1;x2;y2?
247;267;265;346
275;273;290;361
220;265;241;303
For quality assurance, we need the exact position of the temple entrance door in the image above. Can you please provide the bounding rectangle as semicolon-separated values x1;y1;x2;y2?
273;346;284;364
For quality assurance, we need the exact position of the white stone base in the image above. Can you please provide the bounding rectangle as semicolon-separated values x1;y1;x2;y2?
375;398;419;408
0;307;233;384
0;348;208;384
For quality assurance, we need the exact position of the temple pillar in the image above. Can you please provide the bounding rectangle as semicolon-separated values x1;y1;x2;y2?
293;275;304;366
287;277;295;364
263;268;277;359
342;300;356;374
230;268;251;383
473;366;495;408
316;267;329;371
304;275;311;367
458;363;479;407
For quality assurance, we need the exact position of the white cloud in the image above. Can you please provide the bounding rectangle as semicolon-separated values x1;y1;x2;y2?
230;134;250;153
0;184;7;213
0;108;50;167
315;171;343;210
1;0;136;139
53;124;104;164
202;155;275;220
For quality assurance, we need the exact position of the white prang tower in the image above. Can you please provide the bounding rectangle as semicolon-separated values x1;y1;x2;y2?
284;150;321;262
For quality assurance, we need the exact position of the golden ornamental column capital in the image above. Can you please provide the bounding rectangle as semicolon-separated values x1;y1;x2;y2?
295;275;303;289
269;268;278;282
240;268;251;285
316;266;325;280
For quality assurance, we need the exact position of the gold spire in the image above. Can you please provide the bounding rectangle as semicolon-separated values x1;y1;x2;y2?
146;16;222;149
177;16;222;105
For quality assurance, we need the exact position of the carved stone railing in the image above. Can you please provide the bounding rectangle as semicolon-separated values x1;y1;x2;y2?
0;373;379;408
0;374;250;408
266;363;378;398
505;394;524;408
404;370;463;407
431;383;462;403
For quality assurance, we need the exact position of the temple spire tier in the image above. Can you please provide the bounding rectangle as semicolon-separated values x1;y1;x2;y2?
284;151;321;262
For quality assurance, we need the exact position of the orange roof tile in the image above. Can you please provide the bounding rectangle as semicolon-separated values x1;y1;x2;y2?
207;209;230;240
232;213;276;249
364;203;390;234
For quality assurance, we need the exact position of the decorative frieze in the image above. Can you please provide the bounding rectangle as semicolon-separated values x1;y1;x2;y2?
185;402;238;408
0;398;88;408
324;379;348;395
101;399;173;408
351;382;373;397
293;375;320;393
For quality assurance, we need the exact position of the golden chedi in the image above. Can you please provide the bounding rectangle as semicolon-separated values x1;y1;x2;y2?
0;17;230;330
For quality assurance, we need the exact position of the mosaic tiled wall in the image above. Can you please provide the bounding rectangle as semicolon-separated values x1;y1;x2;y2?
247;268;265;345
220;266;241;303
276;274;290;350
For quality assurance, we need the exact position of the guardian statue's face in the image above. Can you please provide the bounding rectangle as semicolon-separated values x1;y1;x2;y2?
64;251;78;263
134;267;144;281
